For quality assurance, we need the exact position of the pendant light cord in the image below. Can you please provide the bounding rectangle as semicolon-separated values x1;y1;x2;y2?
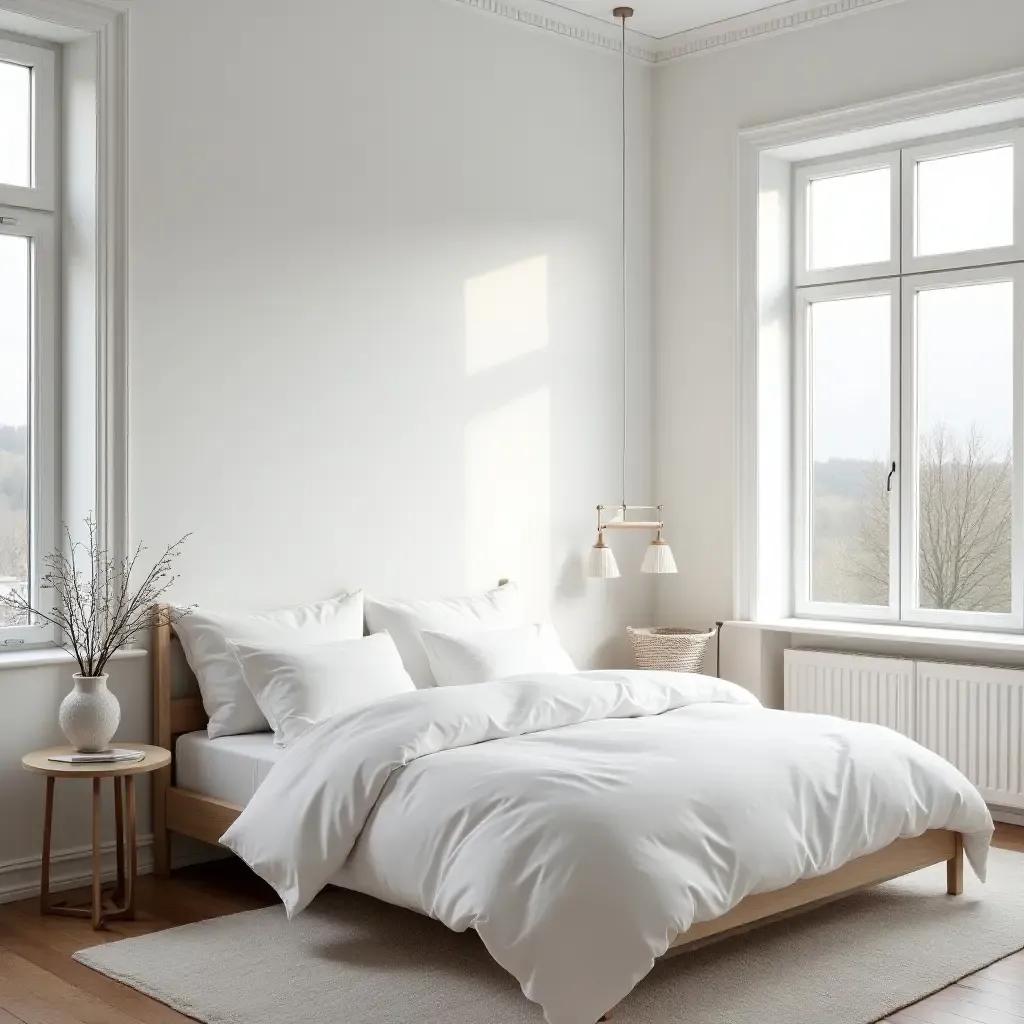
620;10;628;511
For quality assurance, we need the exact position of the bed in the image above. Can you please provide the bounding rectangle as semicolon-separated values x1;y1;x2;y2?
150;608;986;1024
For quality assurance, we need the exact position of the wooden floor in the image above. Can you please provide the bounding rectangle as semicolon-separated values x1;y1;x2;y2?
0;825;1020;1024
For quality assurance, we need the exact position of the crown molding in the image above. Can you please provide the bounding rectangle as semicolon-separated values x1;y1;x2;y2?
653;0;909;63
447;0;657;62
448;0;910;64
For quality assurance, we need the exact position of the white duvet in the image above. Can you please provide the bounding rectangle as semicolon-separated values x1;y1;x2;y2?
222;671;993;1024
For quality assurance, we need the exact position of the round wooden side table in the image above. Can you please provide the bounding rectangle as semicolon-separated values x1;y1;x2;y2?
22;744;171;930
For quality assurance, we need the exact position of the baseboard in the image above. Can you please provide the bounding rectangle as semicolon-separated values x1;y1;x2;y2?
0;833;229;905
0;834;155;904
992;804;1024;828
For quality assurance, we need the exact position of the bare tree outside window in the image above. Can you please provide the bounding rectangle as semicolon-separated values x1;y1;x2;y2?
916;425;1012;612
811;458;889;606
814;458;890;608
814;423;1013;613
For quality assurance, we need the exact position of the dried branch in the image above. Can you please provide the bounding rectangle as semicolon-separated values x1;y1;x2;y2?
0;514;192;676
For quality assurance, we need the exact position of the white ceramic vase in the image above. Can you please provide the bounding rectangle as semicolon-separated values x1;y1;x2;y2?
59;674;120;752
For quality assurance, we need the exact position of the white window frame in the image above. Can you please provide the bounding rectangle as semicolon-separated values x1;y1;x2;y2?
899;263;1024;631
0;207;59;648
0;0;129;660
791;128;1024;632
735;70;1024;633
0;36;55;211
793;277;901;622
794;149;901;287
901;128;1024;276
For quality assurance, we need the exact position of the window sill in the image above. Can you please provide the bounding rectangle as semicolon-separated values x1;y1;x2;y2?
0;647;148;672
737;617;1024;655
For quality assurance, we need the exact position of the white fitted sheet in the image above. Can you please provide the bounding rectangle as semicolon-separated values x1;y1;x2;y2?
175;730;283;806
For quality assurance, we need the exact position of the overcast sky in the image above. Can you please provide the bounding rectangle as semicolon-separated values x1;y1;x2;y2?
811;281;1013;463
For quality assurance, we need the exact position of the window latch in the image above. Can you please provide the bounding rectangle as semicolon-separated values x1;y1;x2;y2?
886;462;897;493
0;216;19;226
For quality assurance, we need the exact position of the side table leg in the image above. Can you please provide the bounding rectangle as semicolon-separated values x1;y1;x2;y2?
113;776;125;905
40;776;54;914
125;775;137;919
91;777;103;929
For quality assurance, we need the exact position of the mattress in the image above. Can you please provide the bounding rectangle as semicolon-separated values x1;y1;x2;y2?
175;730;283;806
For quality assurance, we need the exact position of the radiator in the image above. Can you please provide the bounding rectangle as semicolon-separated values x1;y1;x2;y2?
915;662;1024;809
783;651;913;732
784;649;1024;810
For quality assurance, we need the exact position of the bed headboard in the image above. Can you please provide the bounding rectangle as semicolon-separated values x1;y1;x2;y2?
152;605;207;752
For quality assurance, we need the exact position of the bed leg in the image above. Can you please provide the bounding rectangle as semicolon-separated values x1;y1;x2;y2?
947;834;964;896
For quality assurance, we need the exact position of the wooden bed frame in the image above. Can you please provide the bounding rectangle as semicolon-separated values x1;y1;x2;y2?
150;607;966;955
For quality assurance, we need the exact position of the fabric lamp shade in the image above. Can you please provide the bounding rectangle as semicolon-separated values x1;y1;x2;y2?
641;537;678;575
588;537;621;579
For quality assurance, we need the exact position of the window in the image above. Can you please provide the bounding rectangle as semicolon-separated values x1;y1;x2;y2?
793;127;1024;630
0;59;31;189
0;38;57;645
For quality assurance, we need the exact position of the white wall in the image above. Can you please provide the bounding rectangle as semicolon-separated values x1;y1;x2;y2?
0;0;655;898
129;0;654;662
653;0;1024;632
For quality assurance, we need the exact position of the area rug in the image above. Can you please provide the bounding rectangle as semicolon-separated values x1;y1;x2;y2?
75;847;1024;1024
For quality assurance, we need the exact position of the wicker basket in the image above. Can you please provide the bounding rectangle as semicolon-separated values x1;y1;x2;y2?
627;626;717;673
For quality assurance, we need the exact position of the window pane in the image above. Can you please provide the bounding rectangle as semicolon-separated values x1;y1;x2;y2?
916;146;1014;257
0;60;31;189
809;294;892;606
915;281;1014;614
808;167;891;271
0;234;29;627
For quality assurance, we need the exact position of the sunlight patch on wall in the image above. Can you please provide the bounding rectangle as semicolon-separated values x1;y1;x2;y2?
465;389;551;617
465;256;549;376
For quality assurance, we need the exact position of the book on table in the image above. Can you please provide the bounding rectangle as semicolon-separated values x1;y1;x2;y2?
48;749;146;764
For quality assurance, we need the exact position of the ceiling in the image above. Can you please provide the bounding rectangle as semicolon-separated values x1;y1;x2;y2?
540;0;802;39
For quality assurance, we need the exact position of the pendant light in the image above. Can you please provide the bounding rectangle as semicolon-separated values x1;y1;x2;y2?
588;7;677;579
588;529;621;579
641;528;679;575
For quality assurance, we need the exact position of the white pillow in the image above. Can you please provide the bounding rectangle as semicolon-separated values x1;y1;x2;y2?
231;632;415;747
421;622;577;687
364;582;523;688
171;591;364;739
